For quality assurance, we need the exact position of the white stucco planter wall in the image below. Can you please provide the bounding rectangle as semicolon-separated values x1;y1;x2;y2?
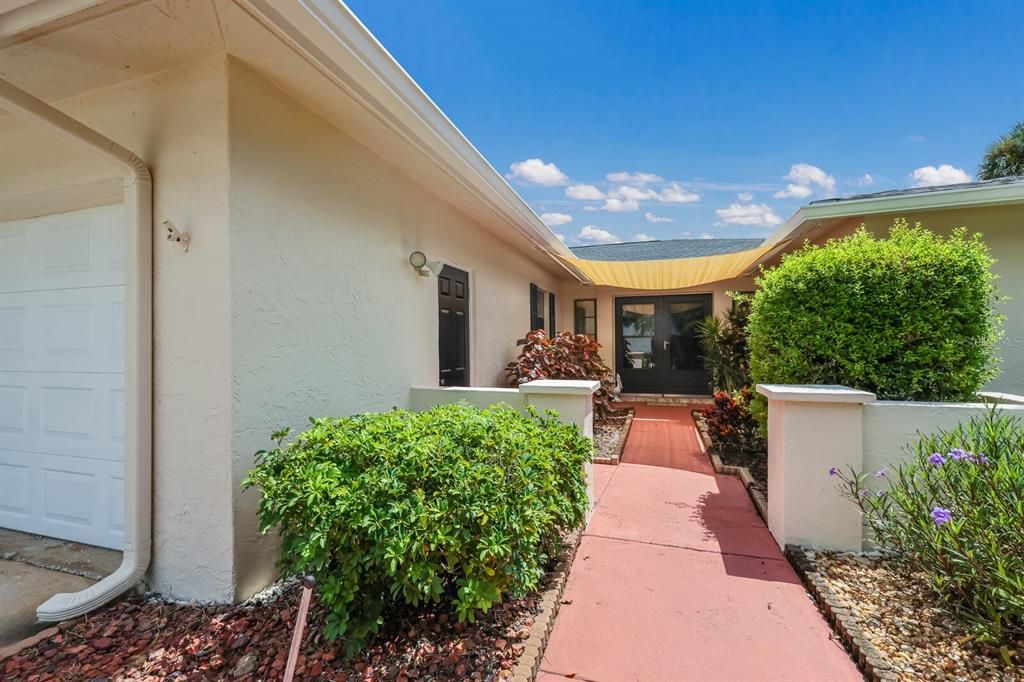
757;384;1024;551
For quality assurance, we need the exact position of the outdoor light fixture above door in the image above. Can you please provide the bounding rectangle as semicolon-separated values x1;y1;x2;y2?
409;251;444;277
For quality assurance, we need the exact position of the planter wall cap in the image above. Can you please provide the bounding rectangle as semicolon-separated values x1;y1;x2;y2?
756;384;877;404
977;391;1024;405
519;379;600;395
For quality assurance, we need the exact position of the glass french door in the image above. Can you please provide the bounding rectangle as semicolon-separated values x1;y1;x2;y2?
615;295;712;394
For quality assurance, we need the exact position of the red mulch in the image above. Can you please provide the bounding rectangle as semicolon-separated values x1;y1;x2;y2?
2;581;542;681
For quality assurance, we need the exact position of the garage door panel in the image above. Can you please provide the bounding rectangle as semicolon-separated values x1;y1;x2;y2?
0;372;124;462
0;205;124;550
0;286;124;374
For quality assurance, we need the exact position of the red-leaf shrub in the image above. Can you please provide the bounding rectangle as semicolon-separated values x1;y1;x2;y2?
506;330;618;417
700;388;763;454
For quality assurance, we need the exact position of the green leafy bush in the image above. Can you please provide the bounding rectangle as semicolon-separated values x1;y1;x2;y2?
832;409;1024;652
243;403;590;656
749;222;1002;419
697;296;752;393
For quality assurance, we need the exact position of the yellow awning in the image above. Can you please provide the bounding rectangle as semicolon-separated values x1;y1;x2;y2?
562;244;773;290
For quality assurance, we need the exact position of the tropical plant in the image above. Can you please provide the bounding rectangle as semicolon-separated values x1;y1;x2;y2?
748;221;1002;433
700;388;763;454
978;121;1024;180
697;297;751;393
506;329;618;416
242;403;591;656
831;409;1024;658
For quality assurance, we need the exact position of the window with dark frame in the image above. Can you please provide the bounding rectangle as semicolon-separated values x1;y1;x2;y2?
530;283;556;336
574;298;597;339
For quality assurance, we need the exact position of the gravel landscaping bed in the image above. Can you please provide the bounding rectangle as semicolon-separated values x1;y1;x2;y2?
593;407;633;464
2;579;552;681
797;549;1022;681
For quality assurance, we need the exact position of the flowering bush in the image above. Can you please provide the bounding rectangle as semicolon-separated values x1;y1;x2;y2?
243;403;590;655
506;329;617;417
832;409;1024;652
700;388;763;454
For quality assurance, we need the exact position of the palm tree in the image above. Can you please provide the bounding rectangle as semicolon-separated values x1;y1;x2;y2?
978;121;1024;180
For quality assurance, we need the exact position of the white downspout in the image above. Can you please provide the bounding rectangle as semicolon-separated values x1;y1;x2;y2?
0;78;153;621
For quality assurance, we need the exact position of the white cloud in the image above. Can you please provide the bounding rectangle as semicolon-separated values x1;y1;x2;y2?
700;233;715;239
632;233;656;242
859;173;874;187
606;171;663;185
909;164;972;188
591;198;639;212
565;183;605;200
555;233;566;243
658;182;701;203
774;163;836;198
507;158;569;186
773;183;814;199
906;134;927;143
540;212;572;226
608;185;659;201
715;202;783;227
644;212;673;223
577;225;621;244
737;192;754;201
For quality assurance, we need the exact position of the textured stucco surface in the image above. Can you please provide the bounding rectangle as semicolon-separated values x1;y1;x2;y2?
225;60;568;599
0;55;235;602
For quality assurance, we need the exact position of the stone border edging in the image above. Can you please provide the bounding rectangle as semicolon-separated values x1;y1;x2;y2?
592;408;634;465
691;411;768;521
509;527;583;682
785;546;897;682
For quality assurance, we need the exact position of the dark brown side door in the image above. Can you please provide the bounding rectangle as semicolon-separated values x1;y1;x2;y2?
438;265;470;386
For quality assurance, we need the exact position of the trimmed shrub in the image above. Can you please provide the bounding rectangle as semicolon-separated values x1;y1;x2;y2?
243;403;590;655
506;329;617;417
700;388;763;454
832;409;1024;652
749;221;1002;411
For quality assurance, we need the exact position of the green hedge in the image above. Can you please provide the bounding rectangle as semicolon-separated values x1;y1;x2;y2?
242;403;590;655
748;221;1001;408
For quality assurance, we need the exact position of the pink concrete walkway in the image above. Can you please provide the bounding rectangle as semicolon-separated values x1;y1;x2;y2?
541;404;862;681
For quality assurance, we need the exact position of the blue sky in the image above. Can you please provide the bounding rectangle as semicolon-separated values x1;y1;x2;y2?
347;0;1024;246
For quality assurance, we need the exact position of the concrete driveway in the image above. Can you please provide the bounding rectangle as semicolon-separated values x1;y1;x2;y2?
0;530;120;649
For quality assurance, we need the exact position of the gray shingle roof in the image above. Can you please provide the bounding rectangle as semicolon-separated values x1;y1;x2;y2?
569;238;764;262
809;176;1024;205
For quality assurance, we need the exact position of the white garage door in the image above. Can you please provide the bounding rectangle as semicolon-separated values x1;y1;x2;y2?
0;205;125;550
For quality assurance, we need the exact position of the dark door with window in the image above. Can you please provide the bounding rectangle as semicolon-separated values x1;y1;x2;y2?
615;295;711;394
438;265;469;386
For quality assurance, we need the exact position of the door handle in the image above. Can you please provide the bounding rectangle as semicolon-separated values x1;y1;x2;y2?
663;339;670;350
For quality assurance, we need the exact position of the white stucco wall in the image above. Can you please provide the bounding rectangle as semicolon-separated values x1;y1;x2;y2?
225;60;569;598
0;55;236;600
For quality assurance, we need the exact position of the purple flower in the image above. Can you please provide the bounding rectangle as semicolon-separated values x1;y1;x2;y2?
858;489;869;498
874;469;887;478
928;452;945;467
931;507;953;525
977;453;990;465
875;490;886;497
949;448;968;461
829;466;839;477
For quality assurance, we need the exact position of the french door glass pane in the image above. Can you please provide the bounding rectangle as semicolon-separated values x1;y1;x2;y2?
621;303;655;369
668;301;704;370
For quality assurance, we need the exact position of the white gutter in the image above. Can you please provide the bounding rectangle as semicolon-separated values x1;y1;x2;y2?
0;78;153;621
